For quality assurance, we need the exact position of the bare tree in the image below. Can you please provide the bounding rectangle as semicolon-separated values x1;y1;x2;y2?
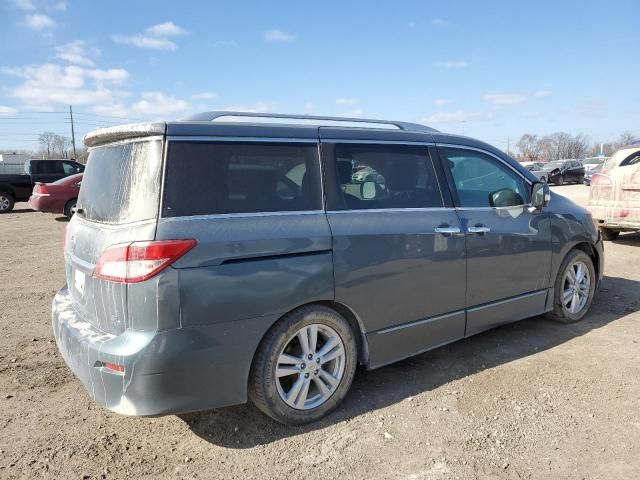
516;134;543;162
37;132;71;159
617;131;636;148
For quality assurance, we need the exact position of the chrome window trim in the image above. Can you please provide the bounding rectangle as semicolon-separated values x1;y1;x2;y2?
327;207;454;214
166;135;318;143
321;139;435;146
158;210;326;222
437;142;533;186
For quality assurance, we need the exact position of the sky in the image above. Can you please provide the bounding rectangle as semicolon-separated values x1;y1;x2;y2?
0;0;638;152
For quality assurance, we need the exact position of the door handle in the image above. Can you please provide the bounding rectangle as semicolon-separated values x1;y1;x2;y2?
468;225;491;234
434;226;461;234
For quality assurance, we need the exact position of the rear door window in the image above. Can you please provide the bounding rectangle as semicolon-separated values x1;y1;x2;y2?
331;144;443;210
162;142;322;217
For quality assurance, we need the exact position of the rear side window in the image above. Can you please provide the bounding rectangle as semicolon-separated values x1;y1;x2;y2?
162;142;322;217
36;161;63;174
332;144;443;210
77;140;162;224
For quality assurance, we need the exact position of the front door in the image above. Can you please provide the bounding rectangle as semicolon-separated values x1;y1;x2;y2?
321;140;467;367
438;145;552;336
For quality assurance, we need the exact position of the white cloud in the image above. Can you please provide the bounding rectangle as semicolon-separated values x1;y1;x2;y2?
13;0;35;11
25;13;55;30
534;89;551;98
420;111;484;124
112;22;187;50
336;97;358;105
132;91;189;116
435;60;468;69
112;34;177;50
341;108;364;117
483;92;525;106
264;29;296;42
430;18;450;27
3;63;129;107
0;106;19;114
55;41;96;67
146;21;187;36
191;92;217;100
434;98;451;106
47;1;67;11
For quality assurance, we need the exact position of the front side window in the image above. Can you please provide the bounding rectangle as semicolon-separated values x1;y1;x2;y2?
442;147;529;208
332;144;443;210
62;162;79;175
163;142;322;217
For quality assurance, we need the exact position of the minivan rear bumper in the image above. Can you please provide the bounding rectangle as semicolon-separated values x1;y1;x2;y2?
52;285;268;416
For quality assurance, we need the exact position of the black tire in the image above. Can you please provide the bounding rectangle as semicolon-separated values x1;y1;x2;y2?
600;228;620;241
63;198;78;218
578;175;585;184
546;250;596;323
556;175;564;186
249;305;358;425
0;192;15;213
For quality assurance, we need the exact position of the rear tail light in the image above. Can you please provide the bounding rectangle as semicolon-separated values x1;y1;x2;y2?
93;239;197;283
103;362;125;373
35;183;50;195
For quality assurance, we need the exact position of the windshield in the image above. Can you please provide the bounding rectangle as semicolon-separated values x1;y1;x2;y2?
545;161;564;169
77;140;162;224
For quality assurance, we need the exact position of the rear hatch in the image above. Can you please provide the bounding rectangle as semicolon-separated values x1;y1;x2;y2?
65;136;164;335
589;147;640;226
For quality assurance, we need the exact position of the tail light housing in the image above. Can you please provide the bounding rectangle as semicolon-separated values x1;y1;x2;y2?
94;239;197;283
34;183;50;195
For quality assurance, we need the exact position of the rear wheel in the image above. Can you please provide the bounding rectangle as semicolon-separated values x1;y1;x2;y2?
546;250;596;323
249;305;357;425
0;192;15;213
63;198;78;218
600;228;620;241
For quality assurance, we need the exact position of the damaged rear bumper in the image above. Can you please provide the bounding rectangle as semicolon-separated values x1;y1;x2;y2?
52;285;264;416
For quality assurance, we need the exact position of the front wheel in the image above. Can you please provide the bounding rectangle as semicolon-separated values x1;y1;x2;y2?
546;250;596;323
0;192;15;213
249;305;357;425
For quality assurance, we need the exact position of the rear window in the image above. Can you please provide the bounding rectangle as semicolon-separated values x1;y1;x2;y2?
51;173;82;186
77;140;162;224
162;142;322;217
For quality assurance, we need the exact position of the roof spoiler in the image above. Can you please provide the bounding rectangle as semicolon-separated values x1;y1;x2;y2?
83;123;166;147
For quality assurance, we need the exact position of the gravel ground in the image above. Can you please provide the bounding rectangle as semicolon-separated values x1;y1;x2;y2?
1;184;639;480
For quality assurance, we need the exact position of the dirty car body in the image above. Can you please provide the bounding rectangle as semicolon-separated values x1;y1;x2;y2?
52;112;604;417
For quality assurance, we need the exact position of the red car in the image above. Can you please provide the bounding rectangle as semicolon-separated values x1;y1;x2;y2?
29;173;82;218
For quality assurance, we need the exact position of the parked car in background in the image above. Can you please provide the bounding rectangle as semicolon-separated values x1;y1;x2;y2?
582;157;607;173
539;159;585;185
0;159;84;213
589;143;640;240
520;161;548;182
29;173;83;218
52;112;602;425
583;163;603;186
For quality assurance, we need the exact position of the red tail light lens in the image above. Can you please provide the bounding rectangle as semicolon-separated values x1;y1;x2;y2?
36;183;50;194
94;239;197;283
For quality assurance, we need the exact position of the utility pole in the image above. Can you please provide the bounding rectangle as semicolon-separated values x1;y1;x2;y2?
69;105;77;160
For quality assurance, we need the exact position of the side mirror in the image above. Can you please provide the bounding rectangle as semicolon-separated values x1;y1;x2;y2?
361;181;377;200
531;182;550;210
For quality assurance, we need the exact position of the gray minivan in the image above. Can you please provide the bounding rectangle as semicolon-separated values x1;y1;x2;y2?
52;112;603;424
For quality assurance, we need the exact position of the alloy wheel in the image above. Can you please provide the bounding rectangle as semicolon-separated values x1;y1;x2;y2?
562;261;591;314
275;324;346;410
0;195;10;211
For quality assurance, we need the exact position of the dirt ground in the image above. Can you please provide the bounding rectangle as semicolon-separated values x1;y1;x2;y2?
1;185;639;480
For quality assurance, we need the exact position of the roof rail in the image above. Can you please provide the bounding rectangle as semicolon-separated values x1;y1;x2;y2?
181;111;438;133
